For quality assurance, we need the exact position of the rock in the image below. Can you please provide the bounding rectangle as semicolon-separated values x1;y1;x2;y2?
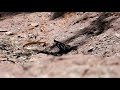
30;23;39;27
115;33;120;37
0;28;7;32
0;54;7;61
17;28;21;30
1;12;120;78
5;31;14;36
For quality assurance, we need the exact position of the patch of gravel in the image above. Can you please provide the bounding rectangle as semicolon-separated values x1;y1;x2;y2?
0;12;120;77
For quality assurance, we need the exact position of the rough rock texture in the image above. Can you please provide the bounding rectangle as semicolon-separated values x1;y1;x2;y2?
0;12;120;78
0;54;120;78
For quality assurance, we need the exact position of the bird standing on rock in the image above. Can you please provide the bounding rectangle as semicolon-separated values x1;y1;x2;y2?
54;40;77;54
54;40;71;51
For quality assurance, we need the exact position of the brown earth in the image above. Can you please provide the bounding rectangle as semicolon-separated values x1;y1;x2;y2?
0;12;120;78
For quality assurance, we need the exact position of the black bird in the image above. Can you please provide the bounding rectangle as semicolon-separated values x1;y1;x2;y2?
54;40;77;54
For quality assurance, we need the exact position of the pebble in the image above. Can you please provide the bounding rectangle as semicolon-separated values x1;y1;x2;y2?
0;57;7;61
5;31;14;36
0;28;7;32
30;23;39;27
115;33;120;37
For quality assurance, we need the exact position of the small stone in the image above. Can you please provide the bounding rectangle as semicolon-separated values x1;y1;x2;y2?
17;28;21;30
0;28;7;32
0;57;7;61
5;31;14;36
88;47;95;52
115;53;120;57
115;33;120;37
30;23;39;27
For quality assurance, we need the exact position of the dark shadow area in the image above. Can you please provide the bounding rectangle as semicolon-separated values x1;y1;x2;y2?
0;12;33;21
63;12;117;44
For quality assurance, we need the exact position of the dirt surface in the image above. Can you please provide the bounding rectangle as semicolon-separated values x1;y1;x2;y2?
0;12;120;78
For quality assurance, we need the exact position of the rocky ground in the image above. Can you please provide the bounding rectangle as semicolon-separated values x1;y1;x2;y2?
0;12;120;78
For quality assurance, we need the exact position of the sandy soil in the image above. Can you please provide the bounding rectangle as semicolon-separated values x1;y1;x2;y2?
0;12;120;78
